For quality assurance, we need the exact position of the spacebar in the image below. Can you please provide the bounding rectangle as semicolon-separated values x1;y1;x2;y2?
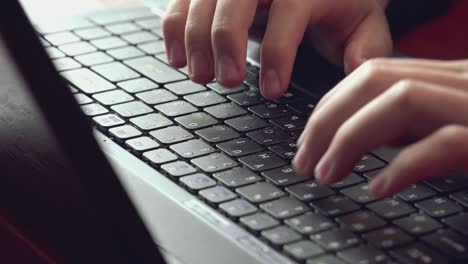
124;56;186;84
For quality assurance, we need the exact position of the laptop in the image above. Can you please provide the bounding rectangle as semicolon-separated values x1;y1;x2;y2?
2;0;468;263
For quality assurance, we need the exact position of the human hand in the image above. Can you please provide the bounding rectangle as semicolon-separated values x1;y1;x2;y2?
293;58;468;198
162;0;392;99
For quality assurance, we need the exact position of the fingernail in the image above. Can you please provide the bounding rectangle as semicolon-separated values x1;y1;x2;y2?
189;51;207;79
297;133;305;147
293;146;310;176
168;40;184;66
315;158;332;183
369;175;389;198
261;69;281;98
216;56;238;83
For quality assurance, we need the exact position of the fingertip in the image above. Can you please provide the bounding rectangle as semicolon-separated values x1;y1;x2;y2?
369;173;391;198
260;68;286;99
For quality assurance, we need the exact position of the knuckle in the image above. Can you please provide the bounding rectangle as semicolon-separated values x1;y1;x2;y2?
438;125;468;149
185;22;210;47
389;79;420;108
211;20;238;43
359;59;386;85
162;12;186;32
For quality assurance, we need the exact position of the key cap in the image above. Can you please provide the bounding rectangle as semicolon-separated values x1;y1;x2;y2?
118;78;158;93
170;139;215;158
161;161;197;177
422;229;468;259
442;213;468;236
199;186;237;203
394;214;442;235
247;127;292;146
416;197;462;218
44;32;81;46
204;103;247;119
111;101;153;117
109;125;142;139
311;229;360;251
62;68;115;94
195;125;240;143
367;198;416;219
93;90;134;105
260;197;309;219
220;199;258;217
138;41;166;55
240;213;279;231
90;36;128;50
135;18;161;29
450;190;468;207
107;46;145;60
249;103;290;119
244;71;259;88
37;18;93;34
225;115;268;132
191;153;237;173
122;31;159;45
228;90;264;106
397;184;437;202
105;22;140;35
306;255;345;264
353;155;386;173
239;151;287;172
184;91;226;107
53;58;81;71
391;243;448;264
285;212;335;235
213;167;261;188
270;114;307;132
174;112;218;130
125;136;159;152
236;182;285;203
337;245;389;264
340;183;377;204
274;90;301;104
74;27;111;40
74;93;93;105
59;42;97;56
370;147;400;162
363;227;413;249
337;211;386;233
143;148;178;165
125;56;186;84
93;114;125;128
262;166;307;187
261;226;301;246
164;80;206;95
286;181;335;201
130;113;173;130
155;101;197;117
208;82;248;95
75;52;114;66
89;8;152;25
425;172;468;193
269;142;297;159
287;100;315;115
284;240;324;260
92;62;140;82
216;137;264;157
180;173;217;191
81;103;108;116
45;47;65;59
149;126;194;144
330;173;365;189
135;89;177;106
310;195;360;217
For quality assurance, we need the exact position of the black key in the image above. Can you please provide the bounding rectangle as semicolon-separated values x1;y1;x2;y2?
195;125;240;143
150;126;194;144
337;211;386;233
136;89;178;105
244;71;259;88
217;137;264;157
75;52;114;67
450;190;468;207
249;102;290;119
213;167;261;188
184;91;227;107
442;213;468;236
286;181;335;201
62;68;115;94
111;101;153;117
170;139;215;158
306;255;345;264
246;127;292;146
164;80;206;95
274;91;301;104
125;56;186;84
228;90;264;106
239;151;287;172
90;37;127;50
260;197;309;219
394;214;442;235
261;226;301;246
109;125;142;139
161;161;197;177
207;82;248;95
143;148;178;165
285;212;335;235
269;141;297;160
340;183;377;204
262;166;307;186
219;199;258;217
180;173;217;190
92;62;140;82
118;78;158;93
284;240;324;260
370;147;400;162
225;115;268;132
130;113;173;130
353;154;386;173
107;46;145;60
240;213;279;231
397;184;437;202
204;103;247;119
75;27;111;40
191;153;237;173
330;173;365;189
122;31;159;45
363;227;413;249
126;136;160;152
59;42;97;56
415;197;463;218
81;103;109;116
199;186;237;203
155;101;197;117
174;112;218;130
236;182;285;203
367;198;416;219
44;31;80;45
311;195;360;217
106;22;140;34
311;229;360;251
93;114;125;128
287;100;315;115
391;243;448;264
425;172;468;193
93;90;134;106
422;229;468;259
74;93;93;105
337;245;389;264
362;170;381;180
270;114;307;132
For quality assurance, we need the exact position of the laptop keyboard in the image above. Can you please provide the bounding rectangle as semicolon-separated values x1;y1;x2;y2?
39;7;468;264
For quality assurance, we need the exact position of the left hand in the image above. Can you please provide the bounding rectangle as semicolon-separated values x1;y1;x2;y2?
292;58;468;198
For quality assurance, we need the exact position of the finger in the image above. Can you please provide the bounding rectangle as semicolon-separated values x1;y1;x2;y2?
185;0;217;83
163;0;190;67
294;60;468;175
211;0;258;87
370;125;468;198
315;80;468;184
